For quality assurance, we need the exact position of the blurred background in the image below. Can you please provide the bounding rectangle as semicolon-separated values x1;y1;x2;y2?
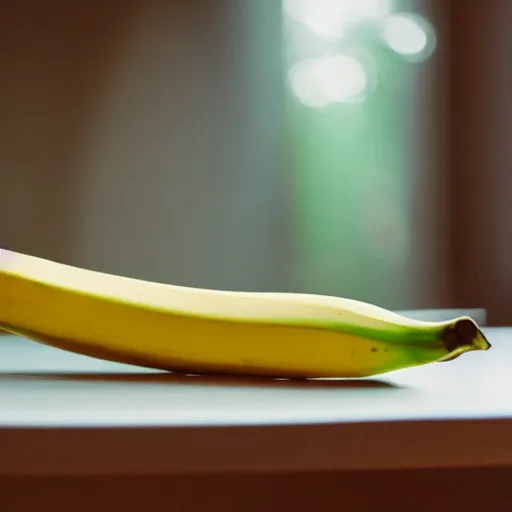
0;0;510;324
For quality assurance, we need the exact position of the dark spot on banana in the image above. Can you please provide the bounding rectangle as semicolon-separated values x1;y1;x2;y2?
455;318;477;339
371;347;378;352
442;319;477;352
443;330;460;351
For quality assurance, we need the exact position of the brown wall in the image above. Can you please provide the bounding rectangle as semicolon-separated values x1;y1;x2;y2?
0;0;289;292
450;0;512;325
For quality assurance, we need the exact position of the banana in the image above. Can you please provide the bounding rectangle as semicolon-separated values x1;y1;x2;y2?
0;248;490;378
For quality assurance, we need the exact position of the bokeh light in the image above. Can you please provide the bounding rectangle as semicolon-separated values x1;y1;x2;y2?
289;54;368;107
381;13;436;60
283;0;437;304
284;0;391;39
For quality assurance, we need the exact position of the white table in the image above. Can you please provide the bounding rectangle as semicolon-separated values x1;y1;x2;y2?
1;327;511;477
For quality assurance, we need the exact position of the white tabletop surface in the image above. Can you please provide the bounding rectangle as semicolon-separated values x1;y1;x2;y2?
1;327;511;476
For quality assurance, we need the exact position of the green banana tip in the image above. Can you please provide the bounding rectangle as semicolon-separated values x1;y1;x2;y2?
438;317;491;362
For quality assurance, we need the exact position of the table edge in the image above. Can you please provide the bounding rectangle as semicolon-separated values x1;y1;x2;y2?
2;417;511;476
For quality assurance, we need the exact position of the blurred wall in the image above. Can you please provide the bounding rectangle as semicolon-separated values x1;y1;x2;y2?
0;0;289;291
406;0;451;310
0;0;454;310
450;0;512;325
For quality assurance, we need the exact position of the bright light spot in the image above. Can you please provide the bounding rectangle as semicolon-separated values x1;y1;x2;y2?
284;0;390;39
355;0;391;19
289;59;332;107
381;13;435;59
289;54;368;108
318;55;367;103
